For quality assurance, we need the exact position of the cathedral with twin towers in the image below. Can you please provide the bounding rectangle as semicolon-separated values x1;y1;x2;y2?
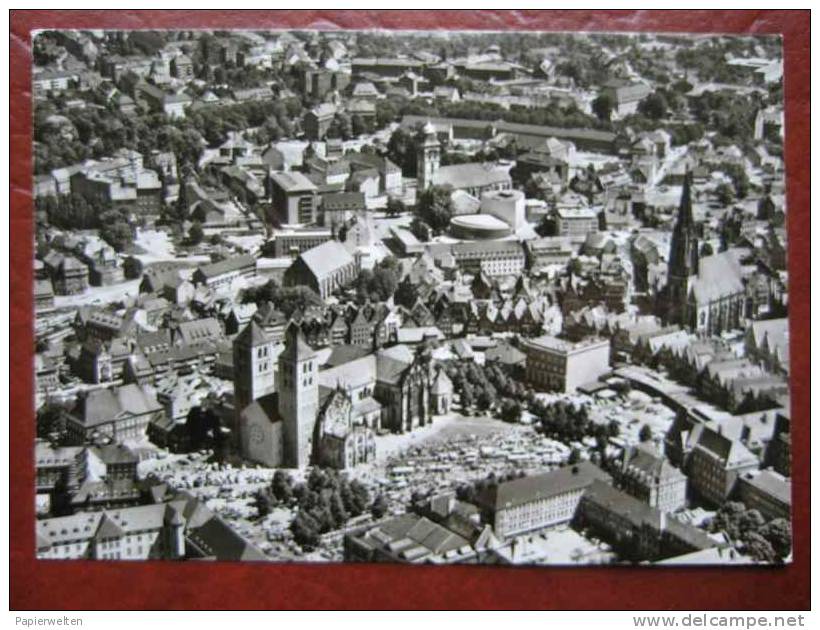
232;320;454;470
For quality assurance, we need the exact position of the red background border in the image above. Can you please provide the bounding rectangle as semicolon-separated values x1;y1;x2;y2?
10;10;810;610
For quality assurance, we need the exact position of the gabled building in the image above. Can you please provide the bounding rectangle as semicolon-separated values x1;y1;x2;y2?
283;240;358;299
619;443;688;514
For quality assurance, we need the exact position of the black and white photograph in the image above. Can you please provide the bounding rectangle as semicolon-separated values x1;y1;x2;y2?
31;27;791;567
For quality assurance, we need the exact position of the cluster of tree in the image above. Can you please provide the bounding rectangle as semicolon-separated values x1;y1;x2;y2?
714;161;751;200
445;360;534;419
530;399;620;452
36;193;103;231
384;197;407;218
637;91;670;120
392;276;421;310
555;53;615;89
33;101;206;175
386;126;423;177
414;185;455;235
254;469;371;550
109;31;168;57
709;501;791;563
35;194;134;252
674;41;764;84
353;256;402;303
36;400;70;442
184;405;230;461
241;279;324;318
99;209;136;253
207;64;276;91
690;90;761;149
32;31;63;65
185;97;302;147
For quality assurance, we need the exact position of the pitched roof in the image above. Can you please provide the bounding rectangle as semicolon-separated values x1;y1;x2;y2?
72;384;163;429
481;462;611;512
280;322;317;361
196;254;256;279
297;240;355;280
234;320;271;347
690;250;745;304
431;162;512;190
431;369;453;395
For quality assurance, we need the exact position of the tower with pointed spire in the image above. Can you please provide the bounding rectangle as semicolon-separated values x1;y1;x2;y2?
417;120;441;192
664;171;699;327
278;322;319;468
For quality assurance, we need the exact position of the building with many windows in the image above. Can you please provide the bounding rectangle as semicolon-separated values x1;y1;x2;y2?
269;171;319;225
619;443;688;514
522;335;611;393
36;493;266;561
65;383;165;444
477;462;612;539
686;425;760;507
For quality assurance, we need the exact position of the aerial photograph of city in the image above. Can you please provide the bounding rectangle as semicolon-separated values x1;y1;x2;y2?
31;28;791;567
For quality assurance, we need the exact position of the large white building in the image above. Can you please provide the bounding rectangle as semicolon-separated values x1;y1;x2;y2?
522;335;611;393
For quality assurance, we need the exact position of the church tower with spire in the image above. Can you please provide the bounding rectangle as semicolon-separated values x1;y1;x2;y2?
664;171;699;327
417;121;441;192
278;322;319;469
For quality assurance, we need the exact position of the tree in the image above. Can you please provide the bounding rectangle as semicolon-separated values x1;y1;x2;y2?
291;510;321;550
715;182;735;207
386;127;420;176
460;383;475;410
122;256;144;280
409;216;431;242
592;93;614;122
329;490;350;528
476;390;493;412
500;399;522;423
760;518;791;560
371;494;388;519
253;489;273;518
36;401;69;441
385;197;406;217
99;211;134;252
607;419;621;438
393;277;420;309
638;424;654;443
369;267;399;301
415;185;454;234
188;221;205;245
744;531;777;563
672;78;694;94
347;479;370;517
567;447;582;465
638;92;668;120
271;470;294;504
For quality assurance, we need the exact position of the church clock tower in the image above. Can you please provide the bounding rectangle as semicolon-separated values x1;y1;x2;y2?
417;120;441;192
664;171;699;328
278;322;319;469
